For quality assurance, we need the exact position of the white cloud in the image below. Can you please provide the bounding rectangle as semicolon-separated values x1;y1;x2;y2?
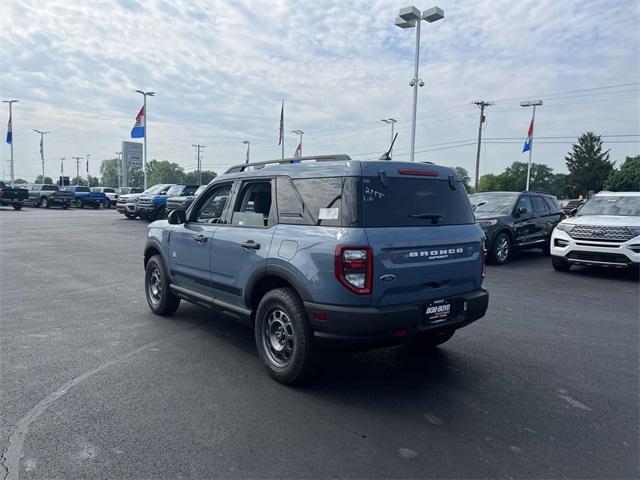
0;0;638;183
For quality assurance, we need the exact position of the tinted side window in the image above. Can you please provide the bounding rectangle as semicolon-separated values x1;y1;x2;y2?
293;177;342;227
231;181;273;227
193;184;232;224
532;196;548;212
276;177;305;225
516;196;532;213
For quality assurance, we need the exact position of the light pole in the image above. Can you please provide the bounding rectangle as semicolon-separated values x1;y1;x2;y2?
135;90;155;190
115;151;123;188
381;119;397;158
60;157;65;186
33;129;51;182
242;140;250;164
395;6;444;162
3;99;18;186
291;130;304;157
520;100;543;191
72;156;83;185
86;153;91;186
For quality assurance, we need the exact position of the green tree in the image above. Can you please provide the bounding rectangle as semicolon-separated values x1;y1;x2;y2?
496;161;555;192
453;166;473;192
100;158;120;188
147;159;185;185
478;173;501;192
183;170;218;185
34;175;53;184
604;155;640;191
87;175;100;187
71;176;87;186
128;166;144;188
547;173;569;199
565;132;614;197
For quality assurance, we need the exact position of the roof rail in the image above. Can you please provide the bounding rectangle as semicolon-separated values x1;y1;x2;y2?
224;154;352;174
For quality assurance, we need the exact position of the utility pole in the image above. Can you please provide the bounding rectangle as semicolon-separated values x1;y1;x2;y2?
72;156;83;185
3;99;18;186
60;157;65;186
86;153;91;186
192;144;204;184
473;100;493;191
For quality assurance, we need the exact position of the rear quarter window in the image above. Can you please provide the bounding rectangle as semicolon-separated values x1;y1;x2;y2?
361;176;474;227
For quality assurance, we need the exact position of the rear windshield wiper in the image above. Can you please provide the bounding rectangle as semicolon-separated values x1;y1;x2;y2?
408;213;443;224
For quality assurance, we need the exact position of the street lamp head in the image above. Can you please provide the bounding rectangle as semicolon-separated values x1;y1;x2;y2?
2;99;18;104
135;90;155;96
398;6;421;22
520;100;543;107
394;16;416;29
422;6;444;22
242;140;249;145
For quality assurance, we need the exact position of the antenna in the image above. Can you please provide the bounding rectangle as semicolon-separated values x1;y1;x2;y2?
379;133;399;161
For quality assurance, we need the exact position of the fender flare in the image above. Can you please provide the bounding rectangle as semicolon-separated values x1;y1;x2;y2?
243;264;313;307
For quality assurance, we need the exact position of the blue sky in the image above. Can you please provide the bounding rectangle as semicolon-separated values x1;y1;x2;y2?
1;0;638;183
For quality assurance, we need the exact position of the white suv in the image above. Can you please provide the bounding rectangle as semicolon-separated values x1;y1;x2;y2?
91;187;118;207
551;191;640;272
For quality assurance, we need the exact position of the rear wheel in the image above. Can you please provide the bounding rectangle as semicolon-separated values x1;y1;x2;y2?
490;232;511;265
40;197;50;209
552;257;571;272
103;199;111;208
255;287;317;384
12;203;22;210
145;255;180;315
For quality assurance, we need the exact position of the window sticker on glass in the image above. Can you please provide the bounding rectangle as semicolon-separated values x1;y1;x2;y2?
319;208;339;220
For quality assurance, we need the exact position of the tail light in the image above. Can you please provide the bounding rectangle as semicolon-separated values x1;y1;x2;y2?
335;246;373;295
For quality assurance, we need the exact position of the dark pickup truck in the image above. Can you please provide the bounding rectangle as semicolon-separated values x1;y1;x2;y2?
0;182;28;210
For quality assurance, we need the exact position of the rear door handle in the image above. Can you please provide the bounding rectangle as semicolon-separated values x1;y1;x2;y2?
194;234;208;243
241;240;260;250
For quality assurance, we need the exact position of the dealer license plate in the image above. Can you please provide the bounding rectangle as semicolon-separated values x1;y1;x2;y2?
425;299;452;324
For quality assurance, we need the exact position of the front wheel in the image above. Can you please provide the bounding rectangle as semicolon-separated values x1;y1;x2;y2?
255;288;317;384
103;200;111;209
145;255;180;315
490;232;511;265
124;213;136;219
40;197;49;209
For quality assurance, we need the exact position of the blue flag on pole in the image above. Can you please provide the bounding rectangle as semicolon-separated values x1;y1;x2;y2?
6;113;12;144
131;106;145;138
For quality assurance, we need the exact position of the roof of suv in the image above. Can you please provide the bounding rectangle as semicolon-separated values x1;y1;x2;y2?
219;155;461;182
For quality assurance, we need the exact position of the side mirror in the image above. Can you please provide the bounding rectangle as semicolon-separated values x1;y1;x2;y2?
517;207;528;214
167;209;186;225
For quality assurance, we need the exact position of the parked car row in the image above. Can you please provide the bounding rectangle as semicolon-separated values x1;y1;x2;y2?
116;183;203;221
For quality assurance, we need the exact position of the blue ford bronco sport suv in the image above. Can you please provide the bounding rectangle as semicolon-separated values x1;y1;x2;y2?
144;155;489;384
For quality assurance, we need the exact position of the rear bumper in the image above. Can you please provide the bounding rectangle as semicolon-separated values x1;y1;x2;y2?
0;198;26;205
305;289;489;348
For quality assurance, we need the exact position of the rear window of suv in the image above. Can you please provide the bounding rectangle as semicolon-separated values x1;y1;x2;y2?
361;176;474;227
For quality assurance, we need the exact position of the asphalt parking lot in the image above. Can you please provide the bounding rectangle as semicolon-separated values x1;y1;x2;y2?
1;207;638;479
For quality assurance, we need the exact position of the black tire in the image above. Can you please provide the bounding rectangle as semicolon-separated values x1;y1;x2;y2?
40;197;50;209
145;255;180;315
12;203;22;210
490;232;511;265
155;206;167;220
103;200;111;209
552;257;571;272
124;213;136;219
93;202;100;209
408;329;455;349
62;202;69;210
255;287;317;384
542;236;551;256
